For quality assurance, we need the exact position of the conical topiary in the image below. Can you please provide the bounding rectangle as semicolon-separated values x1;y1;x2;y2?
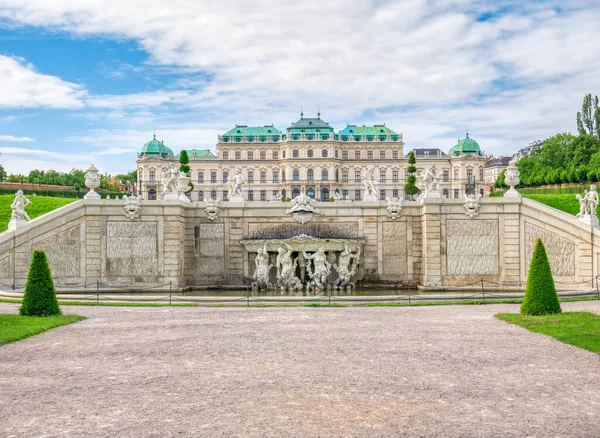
521;238;561;315
19;250;61;317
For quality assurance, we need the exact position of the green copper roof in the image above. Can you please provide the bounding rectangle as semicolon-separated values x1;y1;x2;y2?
339;124;397;136
223;125;282;136
176;149;216;159
449;135;482;157
287;116;334;134
140;135;174;158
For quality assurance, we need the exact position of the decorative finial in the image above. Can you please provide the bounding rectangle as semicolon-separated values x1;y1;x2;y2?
300;104;303;118
317;104;320;118
466;127;469;138
153;127;156;140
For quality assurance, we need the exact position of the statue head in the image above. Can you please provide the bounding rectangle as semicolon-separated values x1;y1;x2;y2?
16;190;23;196
591;184;597;192
318;247;325;254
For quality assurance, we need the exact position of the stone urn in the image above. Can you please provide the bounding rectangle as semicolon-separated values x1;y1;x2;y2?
177;175;192;202
504;161;521;198
84;164;101;200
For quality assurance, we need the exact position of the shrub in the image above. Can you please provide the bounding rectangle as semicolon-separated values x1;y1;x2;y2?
19;250;61;317
520;238;561;315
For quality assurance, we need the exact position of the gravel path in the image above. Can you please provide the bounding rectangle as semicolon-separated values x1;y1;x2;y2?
1;301;600;437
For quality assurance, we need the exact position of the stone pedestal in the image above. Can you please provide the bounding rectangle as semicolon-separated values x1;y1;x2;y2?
84;191;101;200
504;188;521;198
423;190;442;199
363;193;378;202
163;191;179;201
228;195;245;206
578;215;599;227
7;218;27;231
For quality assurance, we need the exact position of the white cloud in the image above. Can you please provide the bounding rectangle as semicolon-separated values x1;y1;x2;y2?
0;146;96;174
0;134;34;142
0;55;85;109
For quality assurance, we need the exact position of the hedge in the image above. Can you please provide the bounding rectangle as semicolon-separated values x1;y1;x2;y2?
521;238;562;315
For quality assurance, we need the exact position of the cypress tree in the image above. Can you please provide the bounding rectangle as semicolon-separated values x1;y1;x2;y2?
179;150;194;192
521;238;562;315
19;250;61;317
404;151;419;200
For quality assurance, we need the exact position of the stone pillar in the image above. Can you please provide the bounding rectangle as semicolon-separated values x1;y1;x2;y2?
420;198;442;287
500;198;521;284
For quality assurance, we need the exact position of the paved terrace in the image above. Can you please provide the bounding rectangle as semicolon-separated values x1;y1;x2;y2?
1;302;600;437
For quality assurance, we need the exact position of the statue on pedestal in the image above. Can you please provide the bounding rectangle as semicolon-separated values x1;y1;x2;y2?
161;163;180;199
362;166;379;199
576;184;599;219
11;190;31;222
227;167;245;201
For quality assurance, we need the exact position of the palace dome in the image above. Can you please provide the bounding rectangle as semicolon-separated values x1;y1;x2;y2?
448;134;482;157
140;135;174;158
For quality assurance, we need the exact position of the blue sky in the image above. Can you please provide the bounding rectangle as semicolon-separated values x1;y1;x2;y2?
0;0;598;175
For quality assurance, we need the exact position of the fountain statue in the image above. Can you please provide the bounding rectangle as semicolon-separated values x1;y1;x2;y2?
333;243;361;288
252;243;273;289
303;247;332;291
276;244;302;291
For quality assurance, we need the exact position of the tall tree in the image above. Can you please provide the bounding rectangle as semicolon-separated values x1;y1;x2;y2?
404;151;419;200
577;93;600;138
179;150;193;192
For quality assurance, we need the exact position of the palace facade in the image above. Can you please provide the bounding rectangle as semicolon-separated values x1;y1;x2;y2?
136;114;487;201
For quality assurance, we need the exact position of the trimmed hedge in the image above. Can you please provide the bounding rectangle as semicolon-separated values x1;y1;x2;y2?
19;250;61;317
0;187;125;199
521;238;562;315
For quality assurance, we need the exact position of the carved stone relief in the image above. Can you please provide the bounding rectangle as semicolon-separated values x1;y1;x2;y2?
198;223;225;277
34;225;81;278
106;222;158;277
525;222;575;277
446;220;498;275
382;222;407;275
248;222;359;240
0;256;11;279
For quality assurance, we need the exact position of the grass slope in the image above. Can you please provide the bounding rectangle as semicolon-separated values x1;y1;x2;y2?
0;195;77;232
522;194;580;216
0;314;86;345
496;312;600;354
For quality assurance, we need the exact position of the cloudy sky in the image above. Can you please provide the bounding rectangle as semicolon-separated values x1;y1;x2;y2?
0;0;597;175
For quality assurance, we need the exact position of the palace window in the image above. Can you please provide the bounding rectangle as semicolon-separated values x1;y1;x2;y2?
322;149;328;157
380;189;386;201
392;189;399;199
260;151;266;160
260;171;266;183
248;190;254;201
307;169;314;181
335;150;338;158
380;150;386;159
283;151;286;158
443;189;449;198
293;169;299;181
454;168;459;180
211;171;217;183
355;170;361;182
149;171;155;182
292;188;300;198
479;167;484;181
198;171;204;183
467;168;473;182
307;149;314;158
392;170;398;182
322;169;328;181
198;191;204;201
248;171;254;183
273;151;278;160
321;188;330;201
392;150;399;160
355;150;361;159
223;152;229;160
223;171;228;183
342;189;348;199
342;150;348;160
260;190;266;201
211;190;217;200
235;151;241;160
293;150;299;158
273;190;279;197
148;188;157;200
380;170;386;182
367;150;373;160
273;171;279;183
355;189;361;200
454;189;459;199
248;151;254;160
223;190;228;200
342;170;348;182
443;170;449;182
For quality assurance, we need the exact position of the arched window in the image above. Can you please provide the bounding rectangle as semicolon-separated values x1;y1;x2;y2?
322;149;328;157
211;190;217;200
307;169;314;181
148;189;157;200
293;150;299;158
443;189;449;198
281;189;286;199
307;149;314;157
306;188;315;198
321;169;328;181
292;188;300;198
321;188;330;201
293;169;299;181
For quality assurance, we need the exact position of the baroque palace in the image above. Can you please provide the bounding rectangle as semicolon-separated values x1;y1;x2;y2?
136;114;487;201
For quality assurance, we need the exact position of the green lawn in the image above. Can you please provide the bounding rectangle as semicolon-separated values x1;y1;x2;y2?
0;314;86;345
496;312;600;354
0;195;78;232
522;194;580;216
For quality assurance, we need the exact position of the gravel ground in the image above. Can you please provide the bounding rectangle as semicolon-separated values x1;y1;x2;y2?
1;301;600;438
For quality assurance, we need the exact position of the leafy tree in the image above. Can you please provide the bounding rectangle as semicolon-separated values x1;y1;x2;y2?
577;93;600;138
521;238;561;316
0;164;6;182
494;169;507;189
404;151;419;200
179;150;193;192
19;250;61;317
